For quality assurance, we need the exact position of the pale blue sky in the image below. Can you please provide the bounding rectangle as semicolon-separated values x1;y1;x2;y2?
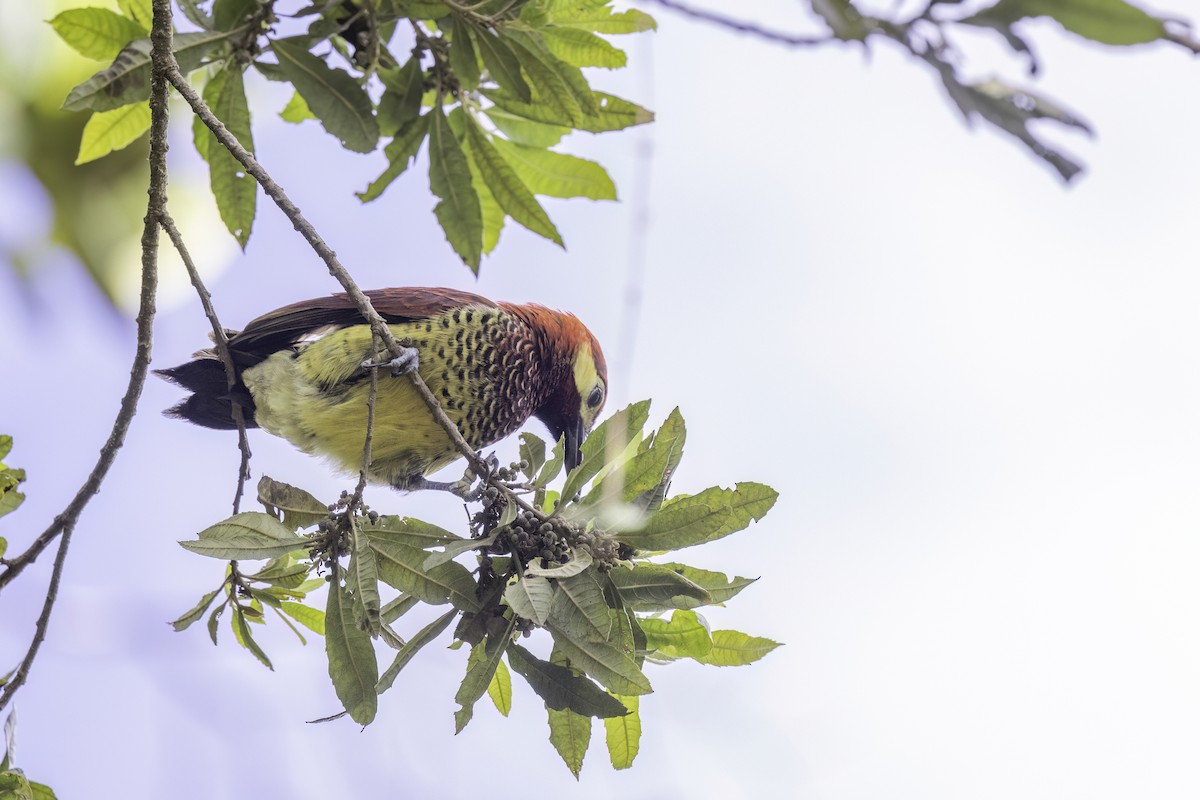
4;1;1200;798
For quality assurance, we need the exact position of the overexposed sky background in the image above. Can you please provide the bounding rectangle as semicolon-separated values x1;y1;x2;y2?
4;1;1200;797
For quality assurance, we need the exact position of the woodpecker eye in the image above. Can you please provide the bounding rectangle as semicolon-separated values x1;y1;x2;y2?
587;386;604;409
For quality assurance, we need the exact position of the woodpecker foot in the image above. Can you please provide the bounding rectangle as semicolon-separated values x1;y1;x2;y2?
361;346;420;377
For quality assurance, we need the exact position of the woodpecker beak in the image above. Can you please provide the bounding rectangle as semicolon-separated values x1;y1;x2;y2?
564;417;585;472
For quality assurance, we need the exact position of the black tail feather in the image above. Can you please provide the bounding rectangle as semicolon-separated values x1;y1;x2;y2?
155;357;258;430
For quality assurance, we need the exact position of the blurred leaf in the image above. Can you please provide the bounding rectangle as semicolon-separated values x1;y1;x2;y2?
964;0;1188;47
75;101;151;165
429;104;483;268
180;512;310;560
326;581;378;724
464;114;562;245
118;0;153;29
546;3;656;34
376;608;457;693
49;8;147;61
271;38;379;153
170;588;221;632
492;139;615;200
693;630;781;667
506;643;628;717
808;0;869;40
562;401;651;501
523;547;592;578
602;694;640;770
213;0;257;29
63;31;234;112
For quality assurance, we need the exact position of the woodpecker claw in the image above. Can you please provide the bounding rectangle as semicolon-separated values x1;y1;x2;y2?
361;346;420;377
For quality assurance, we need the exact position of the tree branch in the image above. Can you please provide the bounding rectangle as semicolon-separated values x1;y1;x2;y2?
164;65;490;477
0;0;169;710
159;212;252;513
635;0;832;47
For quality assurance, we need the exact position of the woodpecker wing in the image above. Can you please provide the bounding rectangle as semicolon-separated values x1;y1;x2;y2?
229;287;498;366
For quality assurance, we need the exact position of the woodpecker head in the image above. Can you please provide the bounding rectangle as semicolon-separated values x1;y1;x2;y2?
529;310;608;472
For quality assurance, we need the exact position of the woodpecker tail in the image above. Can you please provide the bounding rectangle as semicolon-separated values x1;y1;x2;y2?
155;355;259;430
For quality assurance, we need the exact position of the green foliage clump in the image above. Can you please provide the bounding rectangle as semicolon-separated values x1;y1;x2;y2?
174;403;781;776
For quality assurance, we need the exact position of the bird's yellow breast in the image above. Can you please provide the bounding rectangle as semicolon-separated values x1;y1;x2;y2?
241;306;533;485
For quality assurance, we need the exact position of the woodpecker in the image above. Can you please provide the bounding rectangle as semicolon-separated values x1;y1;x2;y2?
157;287;608;487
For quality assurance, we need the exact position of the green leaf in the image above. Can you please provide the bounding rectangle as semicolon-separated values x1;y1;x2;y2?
75;101;151;165
519;432;547;478
504;575;554;626
454;628;513;733
448;16;482;88
177;0;214;29
0;436;11;461
606;563;710;611
548;702;591;779
548;571;612;642
576;91;654;133
232;606;274;669
368;532;482;611
808;0;869;40
280;90;316;123
362;515;461;546
213;0;257;30
63;30;235;112
548;627;652;696
428;104;483;268
117;0;153;29
506;643;628;717
381;594;420;624
465;115;563;245
652;563;758;609
281;601;326;635
541;26;626;68
550;4;656;34
0;539;6;560
603;694;640;770
30;780;58;800
460;126;507;255
271;38;379;153
326;581;379;724
537;436;567;486
377;58;425;136
523;547;593;578
358;114;430;203
202;65;257;248
376;608;458;693
350;526;382;635
0;449;25;519
248;556;311;589
615;482;777;552
486;107;567;147
488;657;513;716
207;601;226;645
492;139;615;200
170;588;221;632
422;531;497;570
50;8;146;61
562;400;651;501
474;28;530;101
180;512;310;560
639;609;712;659
693;630;781;667
964;0;1172;46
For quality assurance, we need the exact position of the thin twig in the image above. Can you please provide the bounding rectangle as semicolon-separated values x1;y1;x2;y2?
351;358;379;510
0;0;170;710
635;0;832;47
159;212;252;512
164;65;490;478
